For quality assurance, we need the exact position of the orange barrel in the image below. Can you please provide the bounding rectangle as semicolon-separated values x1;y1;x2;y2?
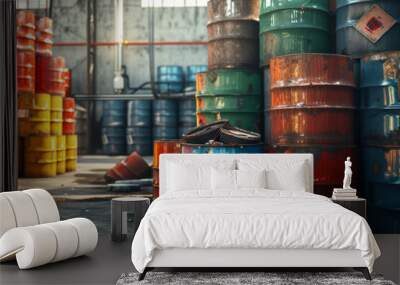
153;186;159;199
49;56;66;96
56;135;66;174
63;68;72;97
29;93;51;136
63;97;75;120
268;54;356;145
17;50;35;94
195;72;206;95
16;11;36;51
17;11;36;29
152;140;182;198
153;140;183;169
66;134;78;172
36;17;53;56
24;135;57;178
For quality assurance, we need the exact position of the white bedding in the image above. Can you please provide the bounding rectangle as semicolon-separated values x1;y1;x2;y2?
131;190;380;273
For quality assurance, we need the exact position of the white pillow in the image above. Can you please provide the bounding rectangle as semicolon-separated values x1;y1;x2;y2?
237;159;308;192
166;160;236;192
211;168;236;191
266;162;307;191
236;169;267;189
166;162;210;191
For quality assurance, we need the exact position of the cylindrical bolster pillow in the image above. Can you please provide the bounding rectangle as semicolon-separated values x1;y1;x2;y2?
65;218;98;257
0;218;98;269
0;192;39;227
23;189;60;224
0;196;17;237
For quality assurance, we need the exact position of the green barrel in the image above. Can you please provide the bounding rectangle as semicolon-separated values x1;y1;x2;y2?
259;0;331;65
196;94;262;112
200;69;261;96
196;111;262;132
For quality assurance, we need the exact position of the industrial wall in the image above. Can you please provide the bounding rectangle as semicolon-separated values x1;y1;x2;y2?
52;0;208;95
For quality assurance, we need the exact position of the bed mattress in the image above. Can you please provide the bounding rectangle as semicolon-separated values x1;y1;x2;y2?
131;190;380;273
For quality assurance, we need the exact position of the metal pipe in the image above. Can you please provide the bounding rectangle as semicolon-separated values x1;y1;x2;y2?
113;0;124;93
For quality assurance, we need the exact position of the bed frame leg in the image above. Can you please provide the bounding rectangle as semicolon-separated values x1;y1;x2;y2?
355;267;371;280
138;268;148;281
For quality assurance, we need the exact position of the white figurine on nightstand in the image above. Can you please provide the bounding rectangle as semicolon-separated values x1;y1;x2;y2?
343;156;353;189
332;157;357;199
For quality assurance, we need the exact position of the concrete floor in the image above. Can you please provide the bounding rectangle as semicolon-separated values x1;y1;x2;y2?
0;235;134;285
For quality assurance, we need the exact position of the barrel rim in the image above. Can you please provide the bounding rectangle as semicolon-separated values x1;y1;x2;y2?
336;0;374;10
207;18;259;26
182;143;264;148
269;52;353;60
361;50;400;62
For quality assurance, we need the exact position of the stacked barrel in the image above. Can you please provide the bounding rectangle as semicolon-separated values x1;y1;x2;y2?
178;98;196;137
102;101;127;155
153;99;178;140
334;0;400;232
63;98;77;171
158;65;184;94
267;54;357;195
196;0;262;133
35;17;53;56
186;65;207;90
127;100;153;156
359;52;400;232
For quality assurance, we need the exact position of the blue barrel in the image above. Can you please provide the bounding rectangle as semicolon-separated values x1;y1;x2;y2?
126;127;152;156
186;65;207;88
360;51;400;233
153;98;178;124
181;143;264;154
153;127;178;141
158;65;184;94
102;127;126;155
179;97;196;125
336;0;400;57
127;100;152;127
102;101;126;127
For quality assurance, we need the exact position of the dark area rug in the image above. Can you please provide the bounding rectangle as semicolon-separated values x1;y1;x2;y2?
116;272;396;285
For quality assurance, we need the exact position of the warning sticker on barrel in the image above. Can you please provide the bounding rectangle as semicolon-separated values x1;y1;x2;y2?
355;5;396;43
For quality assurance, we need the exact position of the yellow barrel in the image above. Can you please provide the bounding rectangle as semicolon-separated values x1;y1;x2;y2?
24;135;57;178
66;159;77;172
66;135;78;149
30;121;51;135
51;111;63;122
56;135;66;174
30;110;50;121
32;93;51;110
66;148;78;159
50;95;63;111
18;118;31;137
51;122;63;135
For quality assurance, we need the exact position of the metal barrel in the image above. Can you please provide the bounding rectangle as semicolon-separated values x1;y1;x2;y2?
157;65;184;94
102;127;126;155
153;99;178;140
336;0;400;57
207;0;259;70
360;51;400;233
199;69;261;96
24;135;57;178
268;54;356;145
186;65;207;88
178;98;196;129
181;143;264;154
126;127;153;156
127;100;152;127
259;0;331;65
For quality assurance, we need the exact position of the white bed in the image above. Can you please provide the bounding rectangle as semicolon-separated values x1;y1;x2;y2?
131;154;380;280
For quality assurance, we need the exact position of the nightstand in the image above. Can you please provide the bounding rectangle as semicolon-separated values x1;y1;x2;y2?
331;198;367;219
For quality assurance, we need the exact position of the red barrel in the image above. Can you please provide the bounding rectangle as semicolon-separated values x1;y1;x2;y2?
17;50;35;94
63;69;72;97
268;54;356;145
36;55;66;95
267;54;357;197
105;152;151;183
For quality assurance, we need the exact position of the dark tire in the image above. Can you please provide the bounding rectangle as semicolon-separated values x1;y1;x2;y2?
183;120;229;144
219;125;261;144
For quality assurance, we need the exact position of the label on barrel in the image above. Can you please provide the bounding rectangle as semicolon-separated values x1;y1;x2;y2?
355;5;396;43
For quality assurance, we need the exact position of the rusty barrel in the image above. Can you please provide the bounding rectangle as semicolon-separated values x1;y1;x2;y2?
207;0;259;70
268;54;356;145
152;140;182;198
